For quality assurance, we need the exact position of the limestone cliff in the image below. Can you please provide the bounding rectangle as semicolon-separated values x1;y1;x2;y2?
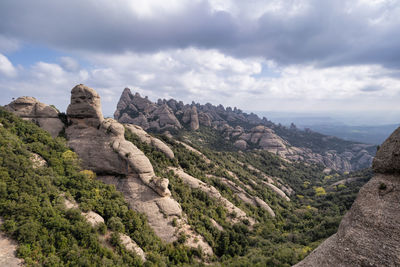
294;127;400;267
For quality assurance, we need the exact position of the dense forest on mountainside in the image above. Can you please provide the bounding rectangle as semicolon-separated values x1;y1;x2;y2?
0;108;201;266
125;126;373;266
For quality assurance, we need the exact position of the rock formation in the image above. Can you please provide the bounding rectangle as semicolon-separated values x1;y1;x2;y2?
217;176;276;217
182;106;199;130
65;84;170;197
294;127;400;267
119;234;146;262
4;96;64;137
67;84;103;128
63;195;146;261
169;167;256;225
125;124;174;159
65;85;212;254
114;88;375;172
115;88;182;131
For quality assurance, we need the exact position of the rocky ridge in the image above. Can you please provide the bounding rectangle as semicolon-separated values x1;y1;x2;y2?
63;85;212;253
295;126;400;266
125;124;174;159
65;85;170;197
169;167;257;224
114;88;375;172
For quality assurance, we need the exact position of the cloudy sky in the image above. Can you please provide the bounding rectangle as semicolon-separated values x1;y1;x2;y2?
1;0;400;124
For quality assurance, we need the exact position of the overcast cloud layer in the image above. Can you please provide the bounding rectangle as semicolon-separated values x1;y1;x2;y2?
1;0;400;123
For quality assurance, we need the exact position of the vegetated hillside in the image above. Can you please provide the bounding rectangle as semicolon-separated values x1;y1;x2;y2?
295;125;400;266
0;108;200;266
114;88;376;172
0;105;373;266
125;124;373;266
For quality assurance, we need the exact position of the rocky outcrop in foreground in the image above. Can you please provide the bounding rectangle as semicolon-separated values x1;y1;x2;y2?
114;88;375;172
5;96;64;137
4;84;213;255
65;85;170;197
65;84;212;254
294;127;400;267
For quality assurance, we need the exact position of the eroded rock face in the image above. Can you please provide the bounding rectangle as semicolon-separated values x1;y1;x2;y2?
234;139;247;150
98;175;213;255
125;124;174;159
169;167;256;225
66;85;170;197
67;84;103;127
5;96;64;137
295;128;400;267
120;234;146;262
372;126;400;173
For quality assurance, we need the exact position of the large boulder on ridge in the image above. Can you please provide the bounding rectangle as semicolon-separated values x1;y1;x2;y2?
5;96;64;137
67;84;103;127
65;84;170;197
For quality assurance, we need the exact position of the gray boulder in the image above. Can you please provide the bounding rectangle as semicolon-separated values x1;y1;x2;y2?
66;84;170;197
372;126;400;173
5;96;64;137
67;84;103;128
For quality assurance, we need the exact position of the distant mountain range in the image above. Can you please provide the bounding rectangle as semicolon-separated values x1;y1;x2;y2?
251;112;398;145
297;124;399;145
114;88;376;172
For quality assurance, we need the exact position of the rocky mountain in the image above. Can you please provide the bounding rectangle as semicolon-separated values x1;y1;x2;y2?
295;126;400;266
114;88;375;172
64;85;213;253
1;84;386;266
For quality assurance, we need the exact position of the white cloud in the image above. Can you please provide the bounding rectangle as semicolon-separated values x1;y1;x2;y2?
127;0;195;18
60;56;80;72
1;47;400;119
0;53;17;77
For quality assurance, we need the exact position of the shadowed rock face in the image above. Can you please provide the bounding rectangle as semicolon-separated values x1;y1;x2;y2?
294;127;400;267
4;96;64;137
